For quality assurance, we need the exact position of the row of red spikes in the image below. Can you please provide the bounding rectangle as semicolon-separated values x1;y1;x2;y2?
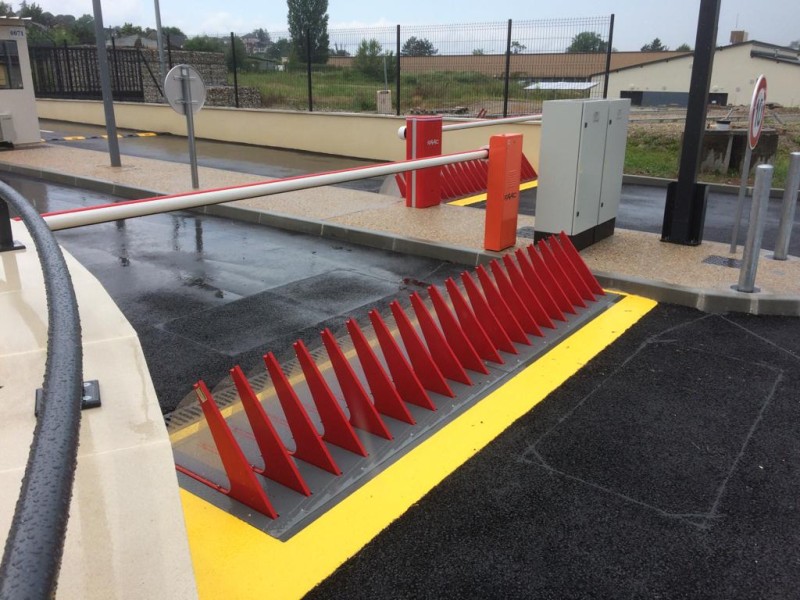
177;232;603;518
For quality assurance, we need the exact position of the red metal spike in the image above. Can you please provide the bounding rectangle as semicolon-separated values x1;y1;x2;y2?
501;254;556;329
536;240;586;308
547;236;595;302
459;272;518;355
445;278;504;363
525;244;576;315
409;292;472;385
187;381;278;518
369;310;436;410
488;260;543;337
429;285;489;374
294;340;368;457
347;319;415;424
475;264;530;345
321;329;393;440
559;231;605;295
263;352;342;475
390;301;455;398
230;366;310;496
513;249;565;322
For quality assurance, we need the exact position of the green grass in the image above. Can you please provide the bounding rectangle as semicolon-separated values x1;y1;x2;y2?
231;67;589;113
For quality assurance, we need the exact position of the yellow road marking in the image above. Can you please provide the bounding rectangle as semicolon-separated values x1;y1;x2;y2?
62;135;86;141
136;132;158;137
448;179;538;207
181;293;657;600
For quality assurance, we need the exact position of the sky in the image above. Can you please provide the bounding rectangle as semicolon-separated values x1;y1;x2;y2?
15;0;800;50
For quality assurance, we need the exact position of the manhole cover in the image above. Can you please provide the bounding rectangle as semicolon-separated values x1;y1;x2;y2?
517;227;535;239
703;255;742;269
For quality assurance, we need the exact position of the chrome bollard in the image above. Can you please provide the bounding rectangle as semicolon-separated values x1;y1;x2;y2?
772;152;800;261
734;164;773;293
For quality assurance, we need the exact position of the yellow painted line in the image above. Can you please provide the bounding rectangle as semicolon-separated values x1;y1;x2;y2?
62;135;86;141
181;293;657;600
448;180;538;207
136;132;158;137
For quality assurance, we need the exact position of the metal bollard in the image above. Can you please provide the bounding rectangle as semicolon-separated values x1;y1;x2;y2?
0;198;26;253
734;164;773;293
773;152;800;261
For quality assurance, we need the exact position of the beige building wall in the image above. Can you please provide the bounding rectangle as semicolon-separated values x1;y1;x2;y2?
35;99;543;168
596;44;800;107
0;19;40;144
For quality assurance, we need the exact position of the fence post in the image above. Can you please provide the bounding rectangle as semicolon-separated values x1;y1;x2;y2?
503;19;512;118
63;41;74;95
306;29;313;112
396;24;401;116
603;14;615;99
230;32;240;108
773;152;800;260
734;164;773;293
167;33;173;69
110;36;122;96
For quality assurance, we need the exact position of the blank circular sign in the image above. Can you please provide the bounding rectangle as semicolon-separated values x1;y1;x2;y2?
164;64;206;116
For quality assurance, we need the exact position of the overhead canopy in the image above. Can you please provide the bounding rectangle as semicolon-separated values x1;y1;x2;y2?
524;81;598;91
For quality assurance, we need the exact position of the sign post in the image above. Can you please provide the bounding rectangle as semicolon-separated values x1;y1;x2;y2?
729;74;767;253
164;65;206;189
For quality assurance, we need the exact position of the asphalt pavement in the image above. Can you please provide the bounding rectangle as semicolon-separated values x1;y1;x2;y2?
308;303;800;599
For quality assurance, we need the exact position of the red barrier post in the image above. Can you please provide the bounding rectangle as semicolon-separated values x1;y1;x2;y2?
484;133;522;251
405;116;443;208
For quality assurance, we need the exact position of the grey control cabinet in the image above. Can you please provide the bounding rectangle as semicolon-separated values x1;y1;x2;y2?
535;99;631;249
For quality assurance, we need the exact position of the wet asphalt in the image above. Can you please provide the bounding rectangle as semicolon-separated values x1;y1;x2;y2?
3;125;800;597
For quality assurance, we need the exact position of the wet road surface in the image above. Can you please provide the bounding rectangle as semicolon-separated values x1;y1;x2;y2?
2;173;463;413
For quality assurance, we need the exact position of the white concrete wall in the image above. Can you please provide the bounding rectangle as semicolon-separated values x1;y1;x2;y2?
596;44;800;107
34;99;543;169
0;21;40;144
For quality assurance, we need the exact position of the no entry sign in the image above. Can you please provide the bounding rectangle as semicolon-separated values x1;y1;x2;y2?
748;75;767;150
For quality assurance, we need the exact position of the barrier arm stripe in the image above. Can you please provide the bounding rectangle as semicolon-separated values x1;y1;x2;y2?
181;293;657;600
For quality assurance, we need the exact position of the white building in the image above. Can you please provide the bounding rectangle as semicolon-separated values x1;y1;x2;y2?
593;40;800;108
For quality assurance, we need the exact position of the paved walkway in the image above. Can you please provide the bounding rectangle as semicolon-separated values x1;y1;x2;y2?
2;144;799;315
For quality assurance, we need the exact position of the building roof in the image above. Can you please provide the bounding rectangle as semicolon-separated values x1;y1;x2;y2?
597;40;800;75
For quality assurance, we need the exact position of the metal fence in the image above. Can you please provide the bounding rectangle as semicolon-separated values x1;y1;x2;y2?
30;16;613;116
30;45;144;102
224;16;613;116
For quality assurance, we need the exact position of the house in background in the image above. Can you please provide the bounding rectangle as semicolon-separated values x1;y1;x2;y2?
593;32;800;107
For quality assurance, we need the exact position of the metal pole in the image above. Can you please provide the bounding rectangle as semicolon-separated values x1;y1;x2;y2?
91;0;121;167
230;32;240;108
180;66;200;189
397;114;542;140
306;29;313;112
503;19;512;118
42;150;490;231
773;151;800;260
154;0;167;84
603;14;615;99
735;164;773;293
729;145;753;253
661;0;721;245
396;24;401;116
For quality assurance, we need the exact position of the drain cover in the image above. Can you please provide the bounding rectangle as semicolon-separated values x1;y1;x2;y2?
703;255;742;269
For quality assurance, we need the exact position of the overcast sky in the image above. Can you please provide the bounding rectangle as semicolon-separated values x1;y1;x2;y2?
17;0;799;50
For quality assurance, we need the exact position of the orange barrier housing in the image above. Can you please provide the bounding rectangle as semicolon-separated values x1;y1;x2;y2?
484;133;522;252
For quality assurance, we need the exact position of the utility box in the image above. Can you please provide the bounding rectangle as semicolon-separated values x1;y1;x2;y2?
0;17;41;146
535;99;631;249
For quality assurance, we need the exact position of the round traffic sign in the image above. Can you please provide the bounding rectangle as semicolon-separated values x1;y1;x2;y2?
748;75;767;150
164;64;207;116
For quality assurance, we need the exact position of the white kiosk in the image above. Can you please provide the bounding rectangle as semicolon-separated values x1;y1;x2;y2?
0;16;40;146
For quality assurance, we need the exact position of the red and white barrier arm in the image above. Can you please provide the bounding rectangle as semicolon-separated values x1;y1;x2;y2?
42;149;488;231
397;114;542;140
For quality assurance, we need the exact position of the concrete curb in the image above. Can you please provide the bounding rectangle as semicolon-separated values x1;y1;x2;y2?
622;174;788;199
3;162;799;316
